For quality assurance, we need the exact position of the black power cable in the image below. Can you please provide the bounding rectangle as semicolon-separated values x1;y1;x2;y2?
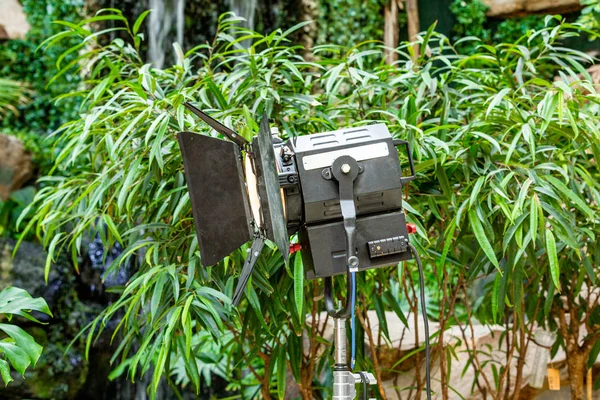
408;242;432;400
358;372;368;400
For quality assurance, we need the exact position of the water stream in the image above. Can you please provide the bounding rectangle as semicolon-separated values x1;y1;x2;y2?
228;0;257;31
148;0;186;68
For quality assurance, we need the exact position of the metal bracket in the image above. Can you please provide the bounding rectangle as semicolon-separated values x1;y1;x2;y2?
324;156;360;319
331;156;360;271
231;236;265;306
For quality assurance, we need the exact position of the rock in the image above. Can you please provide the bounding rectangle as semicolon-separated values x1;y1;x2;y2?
0;24;8;40
0;238;70;310
0;134;33;201
481;0;582;17
0;0;30;39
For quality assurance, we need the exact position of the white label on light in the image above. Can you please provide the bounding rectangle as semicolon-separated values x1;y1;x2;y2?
302;142;389;170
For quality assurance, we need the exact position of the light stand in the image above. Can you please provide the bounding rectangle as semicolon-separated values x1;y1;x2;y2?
332;317;376;399
324;156;378;399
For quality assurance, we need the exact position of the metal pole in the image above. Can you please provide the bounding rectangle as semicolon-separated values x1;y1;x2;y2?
333;317;355;400
331;317;377;400
334;317;347;366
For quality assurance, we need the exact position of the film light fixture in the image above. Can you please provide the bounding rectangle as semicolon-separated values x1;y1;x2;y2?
177;102;431;400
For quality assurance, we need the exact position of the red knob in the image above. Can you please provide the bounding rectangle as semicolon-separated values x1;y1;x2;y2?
406;223;417;234
289;243;302;254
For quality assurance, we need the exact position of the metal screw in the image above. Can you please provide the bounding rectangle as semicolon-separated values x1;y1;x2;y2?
341;164;351;174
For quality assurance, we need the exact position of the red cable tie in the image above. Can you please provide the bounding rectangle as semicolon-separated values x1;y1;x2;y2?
289;243;302;254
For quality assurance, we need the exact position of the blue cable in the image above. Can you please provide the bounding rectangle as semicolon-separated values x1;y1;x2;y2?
350;270;356;371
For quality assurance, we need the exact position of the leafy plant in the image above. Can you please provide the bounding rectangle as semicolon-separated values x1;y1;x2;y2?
578;0;600;39
317;0;392;48
493;14;547;43
449;0;490;52
21;8;600;400
0;79;29;120
0;0;84;133
0;287;52;385
0;187;36;239
451;0;554;53
413;17;600;399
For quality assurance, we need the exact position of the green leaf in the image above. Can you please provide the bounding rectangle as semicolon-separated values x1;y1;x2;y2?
0;342;30;376
103;215;123;245
486;88;511;118
277;346;287;399
468;208;499;269
45;233;64;283
184;317;192;360
0;358;12;385
540;91;559;133
546;230;561;292
293;253;304;318
511;178;532;220
245;285;270;334
280;20;314;39
439;222;457;279
373;296;390;341
151;274;166;323
545;176;595;219
0;287;51;319
325;63;345;94
469;177;485;208
181;295;194;328
530;197;538;247
133;10;152;35
384;291;409;327
436;168;452;199
152;340;169;394
0;324;42;366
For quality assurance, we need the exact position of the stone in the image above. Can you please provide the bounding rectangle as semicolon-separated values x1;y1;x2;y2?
0;238;72;317
0;24;8;40
0;134;33;201
0;0;30;39
481;0;582;17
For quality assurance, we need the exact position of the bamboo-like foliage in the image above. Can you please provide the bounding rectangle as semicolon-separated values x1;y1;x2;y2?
21;10;600;399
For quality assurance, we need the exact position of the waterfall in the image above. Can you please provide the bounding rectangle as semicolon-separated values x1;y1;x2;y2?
176;0;185;48
228;0;257;31
148;0;186;69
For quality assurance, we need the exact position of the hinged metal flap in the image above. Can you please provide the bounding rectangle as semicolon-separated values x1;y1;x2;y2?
177;131;253;265
253;114;289;262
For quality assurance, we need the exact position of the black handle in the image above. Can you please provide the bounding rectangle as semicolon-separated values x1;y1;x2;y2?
393;139;416;185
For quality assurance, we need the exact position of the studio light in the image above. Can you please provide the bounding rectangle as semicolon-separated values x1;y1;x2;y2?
177;102;431;400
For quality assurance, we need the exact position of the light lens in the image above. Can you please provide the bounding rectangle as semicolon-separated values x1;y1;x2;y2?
245;154;263;229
